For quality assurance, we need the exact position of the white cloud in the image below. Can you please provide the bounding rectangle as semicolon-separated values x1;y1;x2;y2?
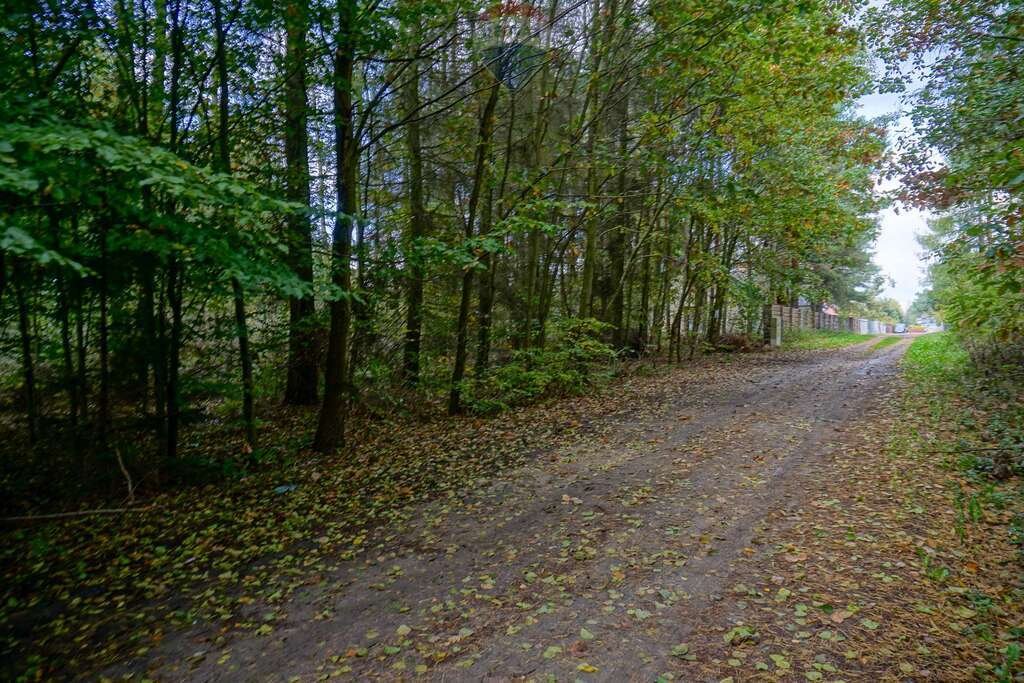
856;91;927;311
872;205;928;310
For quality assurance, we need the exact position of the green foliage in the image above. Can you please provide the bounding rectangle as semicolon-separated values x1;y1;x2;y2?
871;1;1024;360
995;643;1021;683
461;319;618;414
869;1;1024;198
914;213;1024;367
0;118;307;295
728;277;766;335
843;296;903;325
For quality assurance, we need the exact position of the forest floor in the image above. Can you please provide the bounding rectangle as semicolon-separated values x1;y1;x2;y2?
5;336;1022;681
83;335;1019;681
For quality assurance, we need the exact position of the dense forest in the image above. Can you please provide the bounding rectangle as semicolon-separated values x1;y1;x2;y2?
1;0;887;500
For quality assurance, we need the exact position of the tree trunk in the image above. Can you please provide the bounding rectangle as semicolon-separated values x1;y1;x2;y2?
579;0;616;319
313;0;358;452
74;273;89;420
141;255;165;447
608;92;628;347
401;53;428;385
53;222;80;438
638;227;651;353
475;187;496;375
448;79;500;415
13;259;38;445
165;0;184;460
478;83;517;367
97;219;111;444
166;256;183;458
214;0;256;448
283;0;318;405
44;206;80;438
348;149;372;392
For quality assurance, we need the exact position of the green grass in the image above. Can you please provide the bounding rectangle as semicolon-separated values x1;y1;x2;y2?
870;335;903;352
902;332;1022;466
782;328;874;350
901;331;969;385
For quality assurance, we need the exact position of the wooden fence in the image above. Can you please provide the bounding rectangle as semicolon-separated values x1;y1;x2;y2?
765;305;893;337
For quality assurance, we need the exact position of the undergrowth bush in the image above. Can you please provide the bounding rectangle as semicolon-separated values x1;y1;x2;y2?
710;333;761;353
461;318;618;414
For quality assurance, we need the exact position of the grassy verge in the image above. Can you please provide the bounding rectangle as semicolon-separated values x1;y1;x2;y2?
898;332;1024;679
870;335;902;352
782;328;873;350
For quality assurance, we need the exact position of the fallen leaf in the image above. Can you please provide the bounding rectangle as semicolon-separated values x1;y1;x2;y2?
543;645;562;659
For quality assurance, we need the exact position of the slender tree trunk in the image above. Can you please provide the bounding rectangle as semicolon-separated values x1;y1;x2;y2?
56;266;79;437
141;256;165;446
314;0;358;451
117;3;149;443
478;85;517;366
608;92;628;346
165;0;184;459
689;285;706;360
213;0;256;447
401;51;428;384
579;132;599;318
638;229;651;353
518;94;538;347
653;216;670;353
283;0;318;405
232;279;256;447
13;259;37;445
579;0;616;319
140;0;167;459
47;206;80;435
475;187;495;375
668;216;695;362
348;150;371;392
98;220;111;443
522;225;539;349
668;284;686;363
448;80;500;415
534;242;558;348
74;279;88;420
166;256;183;458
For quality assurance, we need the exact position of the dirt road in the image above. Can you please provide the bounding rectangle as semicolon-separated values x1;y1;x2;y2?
130;338;914;681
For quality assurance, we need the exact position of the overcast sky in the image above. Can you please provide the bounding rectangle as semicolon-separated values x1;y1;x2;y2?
856;91;929;312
